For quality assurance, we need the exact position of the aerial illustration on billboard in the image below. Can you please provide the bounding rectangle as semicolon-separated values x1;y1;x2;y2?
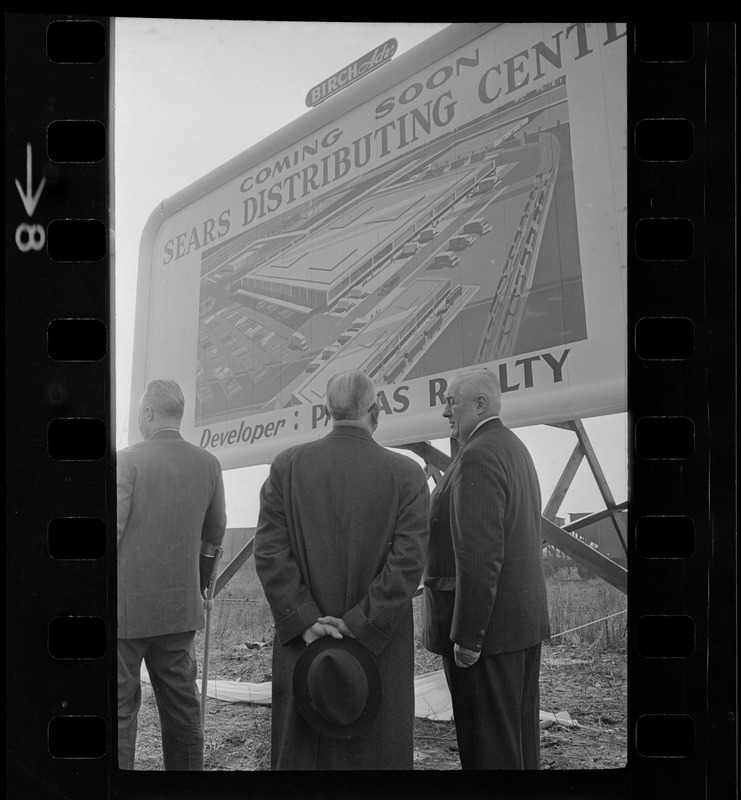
195;74;583;422
133;23;626;468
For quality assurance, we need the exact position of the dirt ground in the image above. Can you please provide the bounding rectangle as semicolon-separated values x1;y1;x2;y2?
131;636;626;771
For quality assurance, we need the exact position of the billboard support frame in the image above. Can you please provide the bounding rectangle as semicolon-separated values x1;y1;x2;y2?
544;419;628;556
211;418;627;598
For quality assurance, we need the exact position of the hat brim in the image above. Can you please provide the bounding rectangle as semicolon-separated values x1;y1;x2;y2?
293;636;382;739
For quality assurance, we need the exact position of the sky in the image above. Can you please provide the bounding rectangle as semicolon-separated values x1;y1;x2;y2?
113;18;627;527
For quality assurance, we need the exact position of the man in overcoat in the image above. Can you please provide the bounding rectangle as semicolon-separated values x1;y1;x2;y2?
117;378;227;770
254;370;430;769
422;368;550;769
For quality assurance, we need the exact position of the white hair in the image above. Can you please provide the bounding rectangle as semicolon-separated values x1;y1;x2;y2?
143;378;185;419
448;368;502;416
325;371;376;420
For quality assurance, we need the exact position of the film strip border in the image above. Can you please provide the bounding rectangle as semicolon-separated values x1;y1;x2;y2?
6;12;113;798
5;17;736;800
628;21;736;799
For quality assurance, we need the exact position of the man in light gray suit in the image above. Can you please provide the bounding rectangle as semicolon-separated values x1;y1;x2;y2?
117;378;226;770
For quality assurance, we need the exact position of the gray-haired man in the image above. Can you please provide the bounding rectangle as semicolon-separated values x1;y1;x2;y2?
255;370;430;769
423;368;550;769
117;378;227;770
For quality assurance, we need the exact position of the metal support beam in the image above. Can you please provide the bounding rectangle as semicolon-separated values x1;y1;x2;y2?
546;421;576;431
402;431;628;591
214;536;254;597
543;441;584;522
568;419;627;554
398;441;451;472
215;521;628;597
213;423;627;597
424;463;444;484
541;517;627;593
563;502;628;533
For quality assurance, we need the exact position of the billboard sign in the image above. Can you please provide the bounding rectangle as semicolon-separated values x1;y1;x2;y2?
131;22;627;469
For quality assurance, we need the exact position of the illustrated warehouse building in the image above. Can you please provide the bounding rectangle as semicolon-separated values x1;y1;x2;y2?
232;163;493;312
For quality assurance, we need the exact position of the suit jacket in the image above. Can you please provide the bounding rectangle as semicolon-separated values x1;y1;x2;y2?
117;430;227;639
422;418;550;658
254;425;430;769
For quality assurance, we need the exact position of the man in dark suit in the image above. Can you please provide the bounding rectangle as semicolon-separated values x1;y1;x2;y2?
422;368;550;769
254;370;429;769
117;378;227;770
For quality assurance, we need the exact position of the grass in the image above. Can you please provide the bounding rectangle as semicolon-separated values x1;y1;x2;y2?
545;568;627;650
212;559;274;649
212;561;627;654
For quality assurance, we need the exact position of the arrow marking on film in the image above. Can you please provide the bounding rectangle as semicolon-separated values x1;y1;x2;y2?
15;143;46;218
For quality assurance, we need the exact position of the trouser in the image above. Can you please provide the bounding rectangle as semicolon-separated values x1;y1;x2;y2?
443;643;542;770
118;630;203;770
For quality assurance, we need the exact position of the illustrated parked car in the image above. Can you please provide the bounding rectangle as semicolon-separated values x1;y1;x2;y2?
334;298;354;312
448;234;476;251
321;344;340;360
463;218;492;236
337;329;356;345
349;315;371;331
432;251;460;269
378;274;401;295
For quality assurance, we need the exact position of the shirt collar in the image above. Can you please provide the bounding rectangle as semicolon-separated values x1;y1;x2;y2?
146;428;181;439
468;415;500;439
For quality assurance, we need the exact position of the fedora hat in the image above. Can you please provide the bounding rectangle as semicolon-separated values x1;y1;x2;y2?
293;636;382;739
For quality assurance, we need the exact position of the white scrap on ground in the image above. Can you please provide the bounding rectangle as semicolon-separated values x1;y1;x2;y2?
140;665;578;726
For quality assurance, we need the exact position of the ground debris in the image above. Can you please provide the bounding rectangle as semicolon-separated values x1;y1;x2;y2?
133;638;625;771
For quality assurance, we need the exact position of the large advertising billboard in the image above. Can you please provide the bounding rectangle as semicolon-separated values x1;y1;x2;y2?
130;22;627;469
